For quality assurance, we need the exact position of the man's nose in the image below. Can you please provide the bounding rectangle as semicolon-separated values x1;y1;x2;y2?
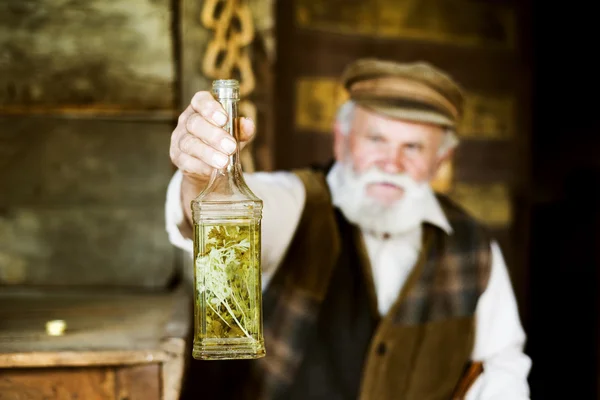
378;147;405;174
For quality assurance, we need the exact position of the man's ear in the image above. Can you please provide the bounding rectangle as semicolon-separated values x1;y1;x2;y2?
432;147;455;178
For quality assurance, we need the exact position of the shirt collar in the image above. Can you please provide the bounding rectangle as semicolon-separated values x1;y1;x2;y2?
420;185;453;235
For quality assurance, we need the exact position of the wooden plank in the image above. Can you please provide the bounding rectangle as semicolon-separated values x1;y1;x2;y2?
288;32;519;94
116;364;161;400
180;0;212;107
0;117;176;288
0;108;177;121
0;351;169;369
294;0;517;49
0;289;189;361
0;367;116;399
160;338;187;400
453;141;516;183
0;207;175;287
163;286;193;340
0;117;175;208
448;182;513;227
247;0;277;172
0;0;175;113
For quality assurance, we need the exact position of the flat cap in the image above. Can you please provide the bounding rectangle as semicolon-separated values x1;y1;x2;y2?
340;58;465;129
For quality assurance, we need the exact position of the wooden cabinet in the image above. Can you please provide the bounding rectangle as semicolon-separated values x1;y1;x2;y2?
1;366;161;400
0;288;190;400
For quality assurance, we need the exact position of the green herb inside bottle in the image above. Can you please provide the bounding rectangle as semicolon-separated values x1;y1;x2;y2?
194;223;261;343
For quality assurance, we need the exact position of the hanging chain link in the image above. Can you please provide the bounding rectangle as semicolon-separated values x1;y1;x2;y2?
201;0;256;171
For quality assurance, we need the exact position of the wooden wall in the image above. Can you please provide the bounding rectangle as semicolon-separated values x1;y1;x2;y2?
0;0;276;290
274;0;531;314
0;0;178;289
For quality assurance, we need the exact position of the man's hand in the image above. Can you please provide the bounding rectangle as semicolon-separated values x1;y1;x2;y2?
170;91;256;231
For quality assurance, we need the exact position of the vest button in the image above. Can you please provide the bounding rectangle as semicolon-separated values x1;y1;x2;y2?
376;342;387;355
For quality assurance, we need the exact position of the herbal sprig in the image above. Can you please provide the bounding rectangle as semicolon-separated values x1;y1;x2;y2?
196;224;259;339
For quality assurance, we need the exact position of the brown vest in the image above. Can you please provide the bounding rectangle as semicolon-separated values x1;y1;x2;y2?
215;168;492;400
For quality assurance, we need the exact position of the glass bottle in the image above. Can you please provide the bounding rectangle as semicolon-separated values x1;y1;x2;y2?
191;79;265;360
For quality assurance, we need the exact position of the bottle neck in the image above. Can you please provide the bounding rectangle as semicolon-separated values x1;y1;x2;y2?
218;97;242;175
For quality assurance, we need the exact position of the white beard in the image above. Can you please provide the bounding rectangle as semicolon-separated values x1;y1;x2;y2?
326;161;431;236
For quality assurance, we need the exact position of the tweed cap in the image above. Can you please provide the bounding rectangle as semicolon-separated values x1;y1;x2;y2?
341;58;465;129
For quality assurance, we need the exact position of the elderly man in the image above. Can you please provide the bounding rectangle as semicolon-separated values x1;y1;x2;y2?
165;58;531;399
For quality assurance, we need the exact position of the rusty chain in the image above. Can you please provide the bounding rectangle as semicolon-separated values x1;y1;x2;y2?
201;0;256;171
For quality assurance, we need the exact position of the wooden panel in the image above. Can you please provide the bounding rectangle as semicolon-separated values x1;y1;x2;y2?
0;117;176;287
0;207;174;286
448;182;513;227
295;0;516;48
0;118;174;207
453;141;516;183
290;32;519;93
294;77;349;133
0;289;188;355
247;0;277;172
0;0;175;115
0;367;116;400
116;364;161;400
459;92;515;140
180;0;212;108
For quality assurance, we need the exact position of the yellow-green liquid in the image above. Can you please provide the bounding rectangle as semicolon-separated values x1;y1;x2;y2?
192;222;264;360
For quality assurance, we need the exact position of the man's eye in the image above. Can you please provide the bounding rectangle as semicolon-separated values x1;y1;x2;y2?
406;143;423;151
367;134;384;143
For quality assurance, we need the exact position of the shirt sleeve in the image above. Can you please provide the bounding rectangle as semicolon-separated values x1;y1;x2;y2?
164;169;306;289
164;169;193;254
243;171;306;288
465;240;532;399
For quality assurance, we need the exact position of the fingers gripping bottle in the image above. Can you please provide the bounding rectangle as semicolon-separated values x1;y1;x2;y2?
191;79;265;360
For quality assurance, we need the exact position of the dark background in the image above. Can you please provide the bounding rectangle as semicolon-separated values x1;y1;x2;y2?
526;0;599;398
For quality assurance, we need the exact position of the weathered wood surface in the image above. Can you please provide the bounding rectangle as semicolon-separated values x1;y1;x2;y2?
294;0;516;48
247;0;277;172
0;349;170;369
160;337;188;400
0;364;161;400
0;288;189;400
180;0;212;108
0;0;175;114
0;205;176;287
0;117;177;287
0;118;174;207
0;287;191;363
0;367;118;400
115;364;161;400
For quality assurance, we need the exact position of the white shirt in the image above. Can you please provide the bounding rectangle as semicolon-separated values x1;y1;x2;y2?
165;168;532;399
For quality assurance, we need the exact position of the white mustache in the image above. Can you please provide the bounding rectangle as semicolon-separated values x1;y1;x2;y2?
352;168;421;196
